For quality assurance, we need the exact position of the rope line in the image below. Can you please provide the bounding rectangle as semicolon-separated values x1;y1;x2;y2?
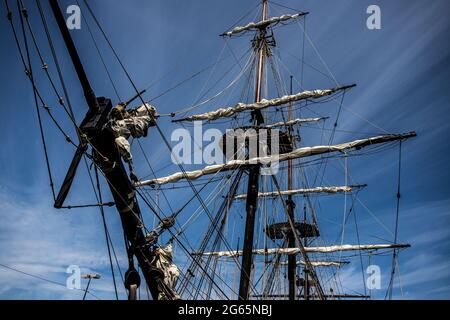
0;262;101;300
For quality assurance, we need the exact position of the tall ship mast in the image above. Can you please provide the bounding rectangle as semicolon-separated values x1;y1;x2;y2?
5;0;416;300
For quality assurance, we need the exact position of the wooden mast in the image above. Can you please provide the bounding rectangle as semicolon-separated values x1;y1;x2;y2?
254;0;267;104
49;0;164;300
238;0;267;300
287;76;296;300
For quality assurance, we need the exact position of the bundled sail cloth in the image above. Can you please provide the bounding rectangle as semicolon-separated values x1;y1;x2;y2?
265;117;329;128
135;132;416;186
234;185;367;200
221;12;308;37
173;85;355;122
194;244;411;258
279;260;350;267
106;103;158;163
154;243;180;300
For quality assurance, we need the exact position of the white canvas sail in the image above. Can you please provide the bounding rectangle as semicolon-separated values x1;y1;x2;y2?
135;132;416;186
173;85;355;122
234;185;366;200
221;12;308;37
195;244;410;257
279;260;350;267
265;117;329;128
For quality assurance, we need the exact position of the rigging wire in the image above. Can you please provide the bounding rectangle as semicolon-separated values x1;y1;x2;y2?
267;9;363;295
19;2;156;298
83;157;124;293
82;148;236;299
36;0;81;132
131;15;253;118
4;0;79;152
79;0;259;294
93;165;119;299
0;262;101;300
8;0;264;300
352;200;368;298
37;1;128;297
267;1;299;13
33;1;127;298
76;0;121;101
80;142;238;299
8;0;56;201
6;0;412;301
19;0;74;122
300;15;391;133
72;7;201;295
386;141;403;299
134;188;234;299
173;47;254;117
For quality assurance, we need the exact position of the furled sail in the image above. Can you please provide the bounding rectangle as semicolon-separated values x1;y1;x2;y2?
173;85;355;122
221;12;309;37
135;132;416;187
265;117;329;129
194;244;410;257
154;243;180;300
233;185;367;200
279;260;350;267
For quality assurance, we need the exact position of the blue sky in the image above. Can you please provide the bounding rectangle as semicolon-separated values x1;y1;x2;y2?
0;0;449;300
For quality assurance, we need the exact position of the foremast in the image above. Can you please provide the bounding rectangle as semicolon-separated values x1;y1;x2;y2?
48;0;167;300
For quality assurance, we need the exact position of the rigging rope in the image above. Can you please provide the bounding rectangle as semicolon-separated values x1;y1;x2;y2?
36;0;81;131
386;141;402;299
6;3;131;299
13;0;56;201
0;262;101;300
352;197;368;297
83;156;124;296
79;0;257;292
172;46;255;117
93;165;119;299
5;0;81;153
6;0;238;299
77;0;121;101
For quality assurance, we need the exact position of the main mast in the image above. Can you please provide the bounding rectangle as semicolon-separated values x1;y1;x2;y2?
131;1;416;301
238;0;267;300
287;76;296;300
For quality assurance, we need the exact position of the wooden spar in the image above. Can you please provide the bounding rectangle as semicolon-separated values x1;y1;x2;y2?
265;117;329;128
194;243;411;257
49;0;163;300
220;12;309;37
233;185;367;200
278;260;350;267
172;85;355;123
238;0;267;301
47;1;97;113
135;132;417;187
